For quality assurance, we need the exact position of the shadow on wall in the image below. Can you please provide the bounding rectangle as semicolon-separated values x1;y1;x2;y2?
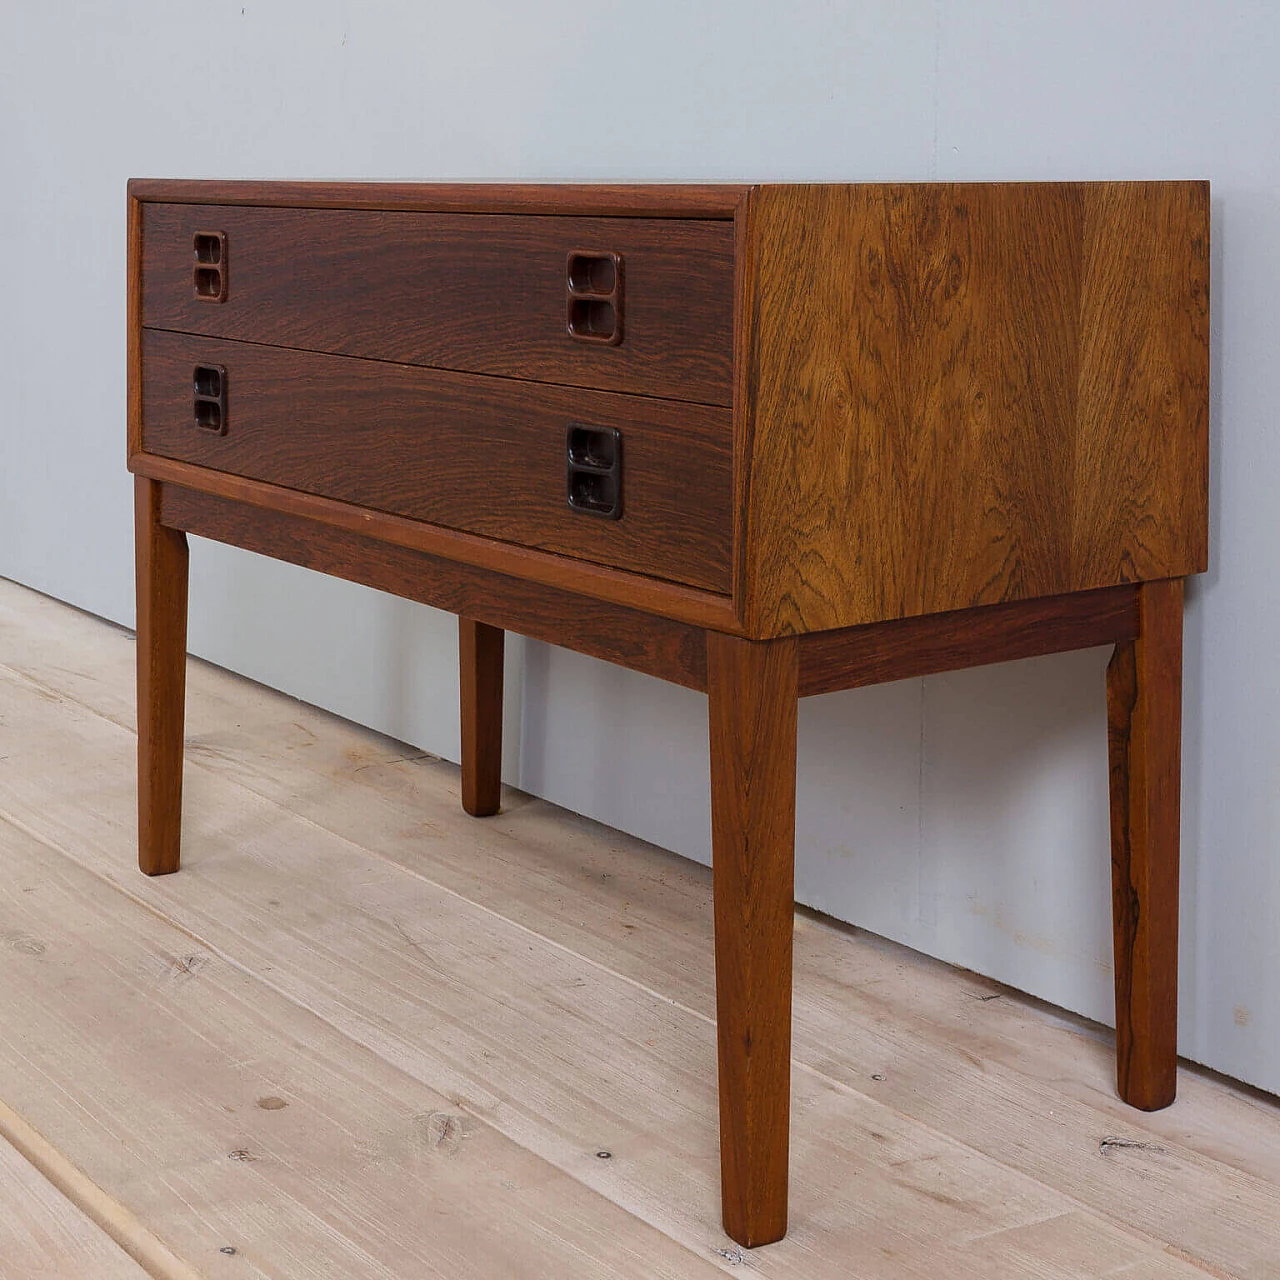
513;627;1132;1034
797;645;1123;1026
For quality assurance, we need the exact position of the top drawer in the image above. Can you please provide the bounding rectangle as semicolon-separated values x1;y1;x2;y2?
141;204;735;405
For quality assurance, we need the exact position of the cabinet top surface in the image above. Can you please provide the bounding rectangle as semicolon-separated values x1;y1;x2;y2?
127;180;754;217
127;178;1208;218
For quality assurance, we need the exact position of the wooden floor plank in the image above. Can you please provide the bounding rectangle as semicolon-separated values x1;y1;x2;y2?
0;1135;151;1280
0;625;1220;1275
966;1212;1186;1279
0;813;725;1280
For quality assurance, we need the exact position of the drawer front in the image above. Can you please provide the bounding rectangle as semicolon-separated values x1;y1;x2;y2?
141;203;735;406
141;331;733;594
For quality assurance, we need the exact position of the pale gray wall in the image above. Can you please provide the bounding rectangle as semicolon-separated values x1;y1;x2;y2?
2;1;1276;1093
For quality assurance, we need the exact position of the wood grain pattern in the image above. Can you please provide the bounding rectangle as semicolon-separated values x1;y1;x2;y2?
707;632;798;1247
133;452;740;632
739;182;1210;636
1107;577;1184;1111
141;330;732;595
1074;188;1211;587
158;485;709;691
799;584;1139;696
126;194;143;459
134;476;188;876
729;179;759;614
459;618;504;817
129;179;749;218
141;203;735;405
0;823;717;1280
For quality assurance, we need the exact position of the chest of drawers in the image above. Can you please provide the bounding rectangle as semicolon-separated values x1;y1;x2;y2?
128;180;1209;1247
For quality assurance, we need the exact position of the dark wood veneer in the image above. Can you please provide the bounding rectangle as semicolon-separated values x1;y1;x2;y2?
142;203;735;405
141;329;733;594
132;452;740;631
158;486;710;691
799;585;1141;696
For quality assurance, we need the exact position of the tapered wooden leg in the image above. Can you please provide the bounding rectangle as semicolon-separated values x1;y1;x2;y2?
459;617;504;817
707;632;798;1248
1107;578;1183;1111
135;477;189;876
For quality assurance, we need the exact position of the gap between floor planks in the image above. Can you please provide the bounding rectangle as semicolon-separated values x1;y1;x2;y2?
1;579;1276;1277
0;1127;151;1280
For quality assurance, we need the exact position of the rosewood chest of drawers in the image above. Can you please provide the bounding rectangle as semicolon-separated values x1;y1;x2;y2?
128;179;1209;1248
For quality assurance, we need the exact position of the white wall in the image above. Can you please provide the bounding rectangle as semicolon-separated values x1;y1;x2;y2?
2;0;1276;1093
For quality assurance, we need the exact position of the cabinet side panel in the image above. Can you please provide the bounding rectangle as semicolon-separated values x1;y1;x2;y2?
742;182;1209;636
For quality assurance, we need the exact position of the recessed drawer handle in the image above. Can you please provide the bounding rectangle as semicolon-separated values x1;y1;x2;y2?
566;251;623;345
192;365;227;435
193;231;228;302
566;424;622;519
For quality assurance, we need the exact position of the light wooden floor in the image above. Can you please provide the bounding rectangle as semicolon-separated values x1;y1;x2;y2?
0;578;1277;1280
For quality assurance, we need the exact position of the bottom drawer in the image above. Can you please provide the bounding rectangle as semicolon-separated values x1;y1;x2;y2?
140;330;732;593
